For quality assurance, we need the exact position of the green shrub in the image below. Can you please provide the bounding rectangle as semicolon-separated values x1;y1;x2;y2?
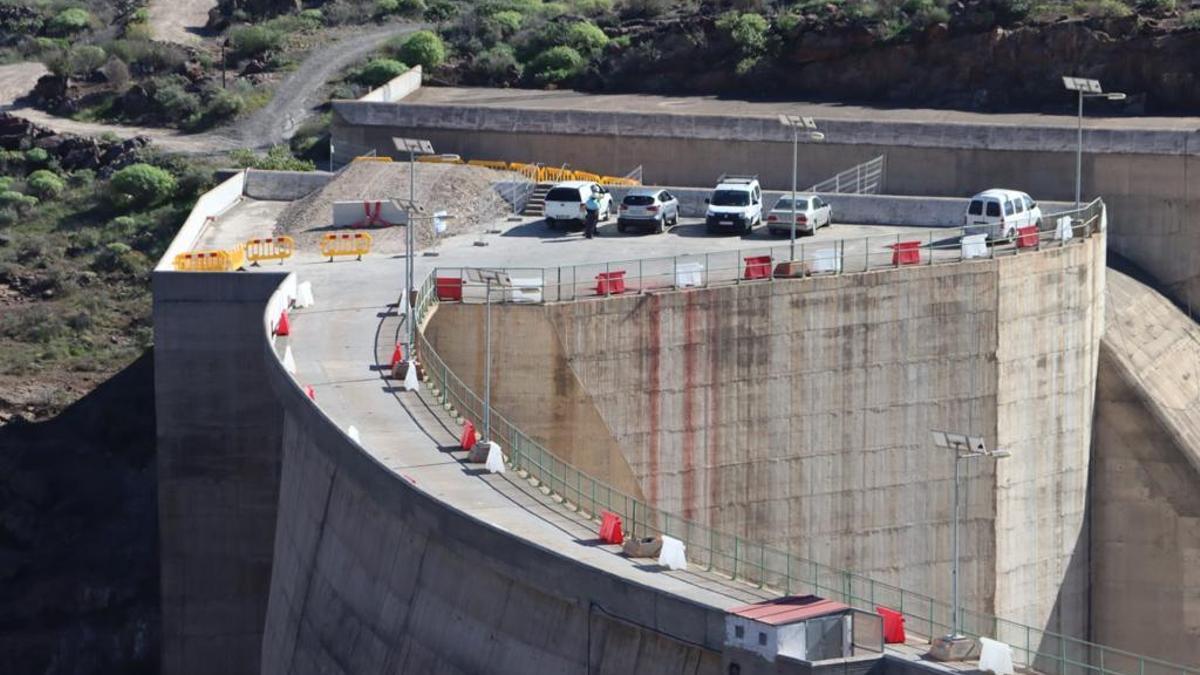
1141;0;1175;12
152;78;202;122
27;170;64;198
204;88;245;121
228;25;284;59
229;145;316;171
377;0;400;14
377;0;425;15
1183;8;1200;26
108;39;187;74
299;8;324;23
527;45;584;83
0;191;38;210
469;45;522;83
425;0;458;22
354;58;409;86
396;30;446;69
1088;0;1134;17
109;164;177;209
131;8;150;23
66;44;108;78
25;147;50;165
47;8;92;36
565;21;608;56
570;0;614;15
716;12;769;53
491;9;523;32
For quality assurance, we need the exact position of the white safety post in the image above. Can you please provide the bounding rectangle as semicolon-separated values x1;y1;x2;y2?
296;281;315;308
485;441;505;474
282;345;296;375
403;360;420;392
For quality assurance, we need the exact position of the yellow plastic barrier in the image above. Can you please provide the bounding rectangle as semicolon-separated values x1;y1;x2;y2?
319;232;372;261
352;155;392;163
245;236;295;265
573;170;602;183
509;162;540;181
599;176;640;187
538;167;575;183
172;246;246;272
467;159;511;171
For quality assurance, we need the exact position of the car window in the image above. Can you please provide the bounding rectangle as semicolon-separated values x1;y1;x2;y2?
623;195;654;206
985;201;1001;217
547;187;582;202
1004;200;1015;216
712;190;750;206
753;187;761;203
968;200;983;216
1024;196;1035;210
814;197;825;208
1014;199;1025;213
661;191;673;201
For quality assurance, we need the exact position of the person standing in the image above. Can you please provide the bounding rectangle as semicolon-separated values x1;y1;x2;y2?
584;192;601;239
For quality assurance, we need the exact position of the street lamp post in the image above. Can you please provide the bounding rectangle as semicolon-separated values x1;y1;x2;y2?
778;115;826;262
391;137;435;360
1062;77;1126;209
929;430;1011;662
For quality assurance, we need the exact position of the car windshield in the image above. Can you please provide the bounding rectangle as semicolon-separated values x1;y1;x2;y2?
968;200;983;215
546;187;582;202
624;195;655;206
774;198;807;211
712;190;749;206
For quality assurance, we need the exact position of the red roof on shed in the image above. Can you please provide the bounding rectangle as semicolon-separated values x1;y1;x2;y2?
728;595;850;626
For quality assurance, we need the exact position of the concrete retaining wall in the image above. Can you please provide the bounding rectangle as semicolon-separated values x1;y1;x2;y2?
607;186;1073;227
153;270;291;675
243;169;333;201
355;65;422;103
331;101;1200;312
427;236;1105;639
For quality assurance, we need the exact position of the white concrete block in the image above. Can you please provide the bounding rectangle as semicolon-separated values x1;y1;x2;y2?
485;441;505;474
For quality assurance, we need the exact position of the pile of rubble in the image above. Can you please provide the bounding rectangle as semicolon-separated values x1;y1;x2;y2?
274;160;520;253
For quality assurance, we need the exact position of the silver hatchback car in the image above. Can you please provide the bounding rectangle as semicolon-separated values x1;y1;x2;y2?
617;188;680;234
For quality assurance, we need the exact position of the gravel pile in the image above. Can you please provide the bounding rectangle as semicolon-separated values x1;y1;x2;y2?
274;161;519;253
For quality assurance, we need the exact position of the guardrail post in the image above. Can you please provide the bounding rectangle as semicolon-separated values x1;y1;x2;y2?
785;554;792;594
759;544;765;588
638;259;644;294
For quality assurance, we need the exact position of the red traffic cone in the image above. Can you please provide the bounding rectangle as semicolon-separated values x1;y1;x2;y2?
277;310;291;336
390;343;404;369
305;385;316;400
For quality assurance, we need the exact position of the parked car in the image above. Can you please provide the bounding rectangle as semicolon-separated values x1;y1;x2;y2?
963;189;1043;240
617;188;679;234
544;181;613;230
705;175;762;235
766;194;832;236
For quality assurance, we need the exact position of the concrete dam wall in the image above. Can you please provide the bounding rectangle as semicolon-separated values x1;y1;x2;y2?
1090;270;1200;666
427;236;1106;638
333;98;1200;314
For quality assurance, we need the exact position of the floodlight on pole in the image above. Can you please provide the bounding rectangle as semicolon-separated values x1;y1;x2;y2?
391;137;435;361
1062;76;1125;209
929;429;1010;661
778;115;826;261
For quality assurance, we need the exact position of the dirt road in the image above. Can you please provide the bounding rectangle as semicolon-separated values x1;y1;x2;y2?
0;21;422;155
148;0;217;46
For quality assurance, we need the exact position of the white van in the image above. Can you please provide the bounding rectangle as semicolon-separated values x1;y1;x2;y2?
705;175;763;236
544;181;613;230
964;189;1043;240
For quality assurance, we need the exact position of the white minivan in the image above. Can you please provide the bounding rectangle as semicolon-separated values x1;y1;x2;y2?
544;181;613;230
964;189;1043;240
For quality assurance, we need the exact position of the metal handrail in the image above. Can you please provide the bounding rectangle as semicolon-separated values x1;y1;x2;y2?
409;197;1192;675
809;155;886;195
431;200;1105;305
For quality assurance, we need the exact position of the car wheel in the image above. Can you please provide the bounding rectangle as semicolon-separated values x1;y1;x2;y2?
654;217;664;234
617;222;626;233
706;224;715;235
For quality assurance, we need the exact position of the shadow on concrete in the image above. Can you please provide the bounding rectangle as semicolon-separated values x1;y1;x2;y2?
573;537;608;547
461;466;491;477
501;220;581;239
633;562;669;573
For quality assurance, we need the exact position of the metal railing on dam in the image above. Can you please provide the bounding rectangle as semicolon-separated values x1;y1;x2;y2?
412;197;1195;675
426;199;1105;304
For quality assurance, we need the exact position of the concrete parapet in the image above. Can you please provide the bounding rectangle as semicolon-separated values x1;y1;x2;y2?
354;65;422;103
157;171;245;270
242;169;333;201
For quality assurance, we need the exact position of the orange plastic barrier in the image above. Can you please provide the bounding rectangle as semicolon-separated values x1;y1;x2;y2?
460;420;478;451
890;240;921;266
1016;225;1039;248
352;155;391;163
319;232;372;261
596;270;627;295
245;236;295;265
436;276;464;301
876;606;906;644
599;511;624;545
744;255;773;280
